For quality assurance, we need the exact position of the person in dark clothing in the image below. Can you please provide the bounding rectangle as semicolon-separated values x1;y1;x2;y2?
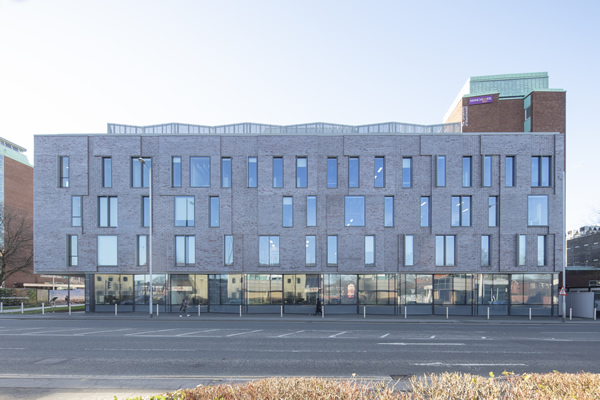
179;298;189;317
315;297;322;316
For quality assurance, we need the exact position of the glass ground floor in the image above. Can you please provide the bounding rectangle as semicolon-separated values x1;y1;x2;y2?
87;273;560;316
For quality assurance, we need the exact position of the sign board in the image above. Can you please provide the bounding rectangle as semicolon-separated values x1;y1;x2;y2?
468;95;494;105
559;286;567;296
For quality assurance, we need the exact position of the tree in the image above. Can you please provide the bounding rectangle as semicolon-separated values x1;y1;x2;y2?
0;204;33;288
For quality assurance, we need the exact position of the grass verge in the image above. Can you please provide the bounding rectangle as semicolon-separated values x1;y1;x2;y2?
123;372;600;400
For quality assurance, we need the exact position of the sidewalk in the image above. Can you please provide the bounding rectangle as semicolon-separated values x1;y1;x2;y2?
1;308;597;324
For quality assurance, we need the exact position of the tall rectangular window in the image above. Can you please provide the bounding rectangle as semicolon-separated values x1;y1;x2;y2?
67;235;78;266
402;157;412;188
224;235;234;266
98;196;118;227
172;156;182;188
420;197;430;227
296;157;307;188
349;157;359;188
273;157;283;188
528;195;549;226
505;156;515;187
327;236;338;265
436;155;446;187
531;156;551;187
518;235;527;266
537;235;546;266
248;157;257;187
137;235;148;266
365;235;375;266
482;155;492;187
345;196;365;226
435;235;455;266
190;156;210;187
132;157;151;188
488;196;498;227
71;196;82;227
210;197;220;227
451;196;471;227
59;156;70;188
174;196;194;227
384;196;394;227
97;235;117;266
481;235;490;267
259;236;279;266
175;236;195;266
102;157;112;188
462;156;472;187
405;235;414;266
282;197;293;227
142;196;150;227
221;157;231;188
327;157;337;188
307;195;316;227
374;156;385;187
305;235;316;265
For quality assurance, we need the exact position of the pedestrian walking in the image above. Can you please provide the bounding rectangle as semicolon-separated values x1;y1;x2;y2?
179;298;189;317
315;297;322;316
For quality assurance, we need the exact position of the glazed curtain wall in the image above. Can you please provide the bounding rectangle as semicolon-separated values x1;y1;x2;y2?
93;273;557;311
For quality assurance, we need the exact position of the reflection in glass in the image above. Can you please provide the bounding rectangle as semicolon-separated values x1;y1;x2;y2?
481;235;490;266
327;236;337;264
307;196;316;227
506;156;515;187
305;236;316;265
296;157;307;187
273;157;283;188
175;235;195;265
174;196;194;227
402;158;412;188
420;197;430;227
282;197;293;227
537;235;546;266
190;157;210;187
365;236;375;266
483;155;492;187
248;157;257;187
349;157;359;187
97;236;117;266
345;196;365;226
518;235;527;266
374;156;384;187
437;155;446;186
462;156;471;187
528;195;548;226
224;235;234;266
172;156;181;188
405;235;414;266
210;197;220;227
327;157;337;188
384;196;394;227
221;158;231;188
488;196;497;227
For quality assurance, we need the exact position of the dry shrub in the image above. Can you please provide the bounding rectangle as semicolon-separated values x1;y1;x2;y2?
128;372;600;400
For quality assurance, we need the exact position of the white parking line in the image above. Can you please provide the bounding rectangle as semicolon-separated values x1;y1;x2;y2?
226;330;263;337
74;328;133;336
430;335;436;339
276;330;305;338
414;362;526;366
329;331;348;338
0;327;44;332
379;343;465;346
25;328;91;335
126;329;178;336
176;329;220;337
380;333;390;339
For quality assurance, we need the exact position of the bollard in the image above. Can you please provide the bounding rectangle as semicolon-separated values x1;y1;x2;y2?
446;307;448;320
487;307;490;320
569;308;572;321
404;306;407;319
322;305;324;319
595;308;597;321
239;304;242;317
198;305;201;317
156;304;159;317
69;304;72;315
363;306;366;319
529;308;532;320
280;305;283;318
0;302;2;314
21;302;24;314
42;303;44;315
115;304;118;316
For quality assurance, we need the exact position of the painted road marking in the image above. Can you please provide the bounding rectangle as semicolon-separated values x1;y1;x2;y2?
126;328;178;336
379;343;465;346
276;330;306;338
74;328;133;336
329;331;348;338
226;330;263;337
380;333;390;339
414;362;526;366
176;329;221;337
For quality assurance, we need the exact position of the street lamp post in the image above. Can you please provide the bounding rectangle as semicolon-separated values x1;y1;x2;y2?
138;158;153;318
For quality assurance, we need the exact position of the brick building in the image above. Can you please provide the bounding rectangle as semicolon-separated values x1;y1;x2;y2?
33;72;566;316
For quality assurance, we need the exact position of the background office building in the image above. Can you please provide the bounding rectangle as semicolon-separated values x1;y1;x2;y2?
34;73;566;316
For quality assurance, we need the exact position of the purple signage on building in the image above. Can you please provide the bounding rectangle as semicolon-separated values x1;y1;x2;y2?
468;95;494;105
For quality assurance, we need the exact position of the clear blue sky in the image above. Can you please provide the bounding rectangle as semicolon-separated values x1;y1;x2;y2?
1;0;598;230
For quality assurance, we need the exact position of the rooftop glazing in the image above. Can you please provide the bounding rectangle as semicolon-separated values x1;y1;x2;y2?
469;72;555;98
107;121;462;135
